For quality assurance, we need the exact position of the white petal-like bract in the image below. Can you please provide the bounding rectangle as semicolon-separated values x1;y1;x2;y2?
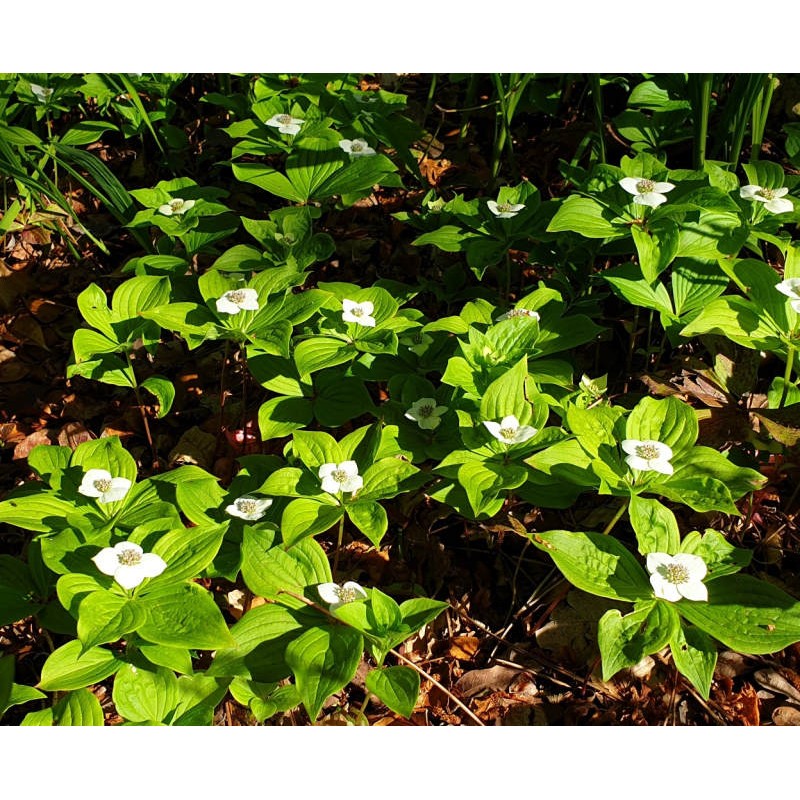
646;552;707;602
341;299;376;327
92;541;167;590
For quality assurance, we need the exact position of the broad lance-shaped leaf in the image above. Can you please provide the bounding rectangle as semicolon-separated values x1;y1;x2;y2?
530;530;652;602
670;625;717;700
365;666;420;718
77;590;146;649
676;574;800;654
39;640;124;691
598;600;679;681
53;689;104;726
141;376;175;418
285;625;363;721
280;498;344;547
628;496;679;556
112;664;179;724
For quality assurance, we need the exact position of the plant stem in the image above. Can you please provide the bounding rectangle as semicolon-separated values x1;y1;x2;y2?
125;351;158;471
332;513;346;577
780;344;796;408
389;647;485;726
589;74;606;164
692;73;713;170
601;498;629;536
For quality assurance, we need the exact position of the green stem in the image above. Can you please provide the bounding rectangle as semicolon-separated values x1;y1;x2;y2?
589;74;606;164
601;498;629;536
780;344;796;408
332;512;346;577
423;74;438;126
125;351;158;471
750;74;776;162
693;73;713;170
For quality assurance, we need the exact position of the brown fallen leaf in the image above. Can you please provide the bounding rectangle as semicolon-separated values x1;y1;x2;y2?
455;664;521;698
168;426;217;469
448;635;481;661
57;421;95;449
773;706;800;725
13;429;52;460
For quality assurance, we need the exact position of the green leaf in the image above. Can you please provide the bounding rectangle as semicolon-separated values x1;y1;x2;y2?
28;445;72;489
258;396;314;441
0;491;83;533
358;458;424;502
294;337;357;377
0;656;13;717
141;376;175;418
53;689;104;726
628;496;680;556
531;530;652;602
145;524;226;592
625;396;698;456
346;501;388;547
399;598;449;631
547;195;625;239
680;296;782;350
479;356;530;422
39;640;124;691
285;625;363;721
280;498;344;547
598;601;679;681
138;643;194;675
678;529;751;580
77;590;146;648
603;263;674;316
675;575;800;653
291;430;342;470
232;162;303;202
670;625;717;700
137;583;235;650
631;220;679;284
365;666;419;718
241;527;332;605
112;663;179;723
71;436;138;487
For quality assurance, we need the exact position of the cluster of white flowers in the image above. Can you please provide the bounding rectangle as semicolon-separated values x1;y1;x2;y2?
216;288;259;315
619;177;675;208
341;299;376;327
158;197;195;216
483;415;538;445
319;461;363;495
405;398;448;430
621;439;674;475
92;541;167;590
266;113;304;136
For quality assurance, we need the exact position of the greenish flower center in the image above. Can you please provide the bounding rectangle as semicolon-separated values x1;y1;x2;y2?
499;426;517;440
635;444;660;460
496;202;513;213
332;469;349;484
351;141;364;152
417;403;435;417
661;563;690;585
93;478;112;493
226;290;245;304
236;498;259;515
277;114;292;124
117;548;142;567
335;585;359;603
170;199;185;212
350;306;365;317
757;188;775;200
636;179;655;193
506;308;534;318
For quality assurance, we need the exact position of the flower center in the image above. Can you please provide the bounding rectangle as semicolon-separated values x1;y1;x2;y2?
351;142;363;152
236;498;258;515
636;179;655;193
226;289;245;304
661;563;690;585
278;114;292;124
499;427;517;441
417;403;435;417
496;202;513;213
170;199;184;212
93;478;112;493
332;469;349;484
335;585;359;603
117;548;142;567
635;444;660;460
506;308;535;318
350;305;364;317
757;188;775;200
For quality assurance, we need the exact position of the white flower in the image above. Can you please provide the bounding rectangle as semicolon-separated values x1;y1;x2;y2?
92;541;167;590
215;288;260;315
646;552;708;602
776;277;800;312
78;468;132;504
317;580;367;611
483;414;538;445
497;308;540;322
29;83;53;103
487;199;525;218
157;197;195;216
621;439;674;475
319;461;363;495
341;299;376;327
266;113;304;135
339;138;376;157
405;398;448;430
619;177;675;208
225;494;273;521
740;184;793;214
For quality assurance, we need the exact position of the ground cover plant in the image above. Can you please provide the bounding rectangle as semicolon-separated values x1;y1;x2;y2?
3;72;800;726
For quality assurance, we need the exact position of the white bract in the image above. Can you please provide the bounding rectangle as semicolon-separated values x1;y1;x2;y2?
405;398;448;430
226;494;273;521
497;308;540;322
319;461;363;494
740;184;793;214
483;415;538;445
92;541;167;590
266;113;304;135
317;580;368;611
341;299;376;327
621;439;674;475
487;199;525;218
78;468;132;504
619;177;675;208
339;138;376;157
157;197;195;216
30;83;53;103
776;277;800;312
646;552;708;602
216;288;260;315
